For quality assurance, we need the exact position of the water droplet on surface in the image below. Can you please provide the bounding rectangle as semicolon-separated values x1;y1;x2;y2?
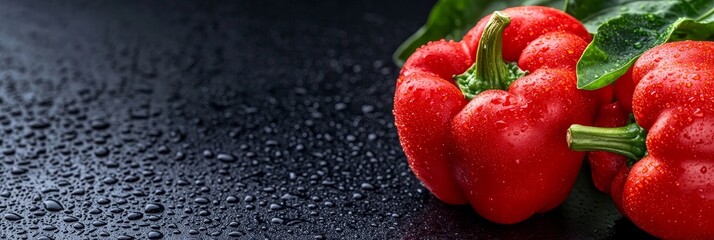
360;182;375;191
42;225;57;231
94;147;109;157
148;231;164;239
226;195;239;203
203;149;215;158
494;120;507;130
144;203;165;214
4;213;23;221
271;217;285;224
633;42;642;49
693;108;704;117
194;197;210;205
127;212;144;220
43;200;64;212
117;235;135;240
216;153;236;162
72;223;85;230
10;167;28;175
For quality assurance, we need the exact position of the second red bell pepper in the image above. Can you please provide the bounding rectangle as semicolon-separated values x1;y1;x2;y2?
586;102;630;194
568;41;714;240
394;6;610;224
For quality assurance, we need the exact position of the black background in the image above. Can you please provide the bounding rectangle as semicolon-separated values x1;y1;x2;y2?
0;1;656;239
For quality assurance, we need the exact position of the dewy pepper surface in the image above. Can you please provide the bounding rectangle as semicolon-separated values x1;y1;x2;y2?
393;6;611;224
568;41;714;240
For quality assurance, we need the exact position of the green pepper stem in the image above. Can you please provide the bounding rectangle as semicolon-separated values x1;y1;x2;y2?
567;122;647;162
455;11;526;99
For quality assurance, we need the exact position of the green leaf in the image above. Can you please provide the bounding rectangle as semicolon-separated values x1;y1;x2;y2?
572;0;714;90
392;0;565;66
566;0;703;33
577;14;714;90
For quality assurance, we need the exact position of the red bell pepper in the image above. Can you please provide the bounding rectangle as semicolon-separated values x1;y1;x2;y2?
586;102;630;194
585;67;636;194
568;41;714;240
394;6;610;224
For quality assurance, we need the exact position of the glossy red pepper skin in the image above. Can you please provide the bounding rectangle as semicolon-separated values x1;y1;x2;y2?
623;41;714;240
394;6;609;224
574;41;714;240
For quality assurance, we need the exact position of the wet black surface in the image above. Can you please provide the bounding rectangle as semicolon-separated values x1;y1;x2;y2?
0;1;656;239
